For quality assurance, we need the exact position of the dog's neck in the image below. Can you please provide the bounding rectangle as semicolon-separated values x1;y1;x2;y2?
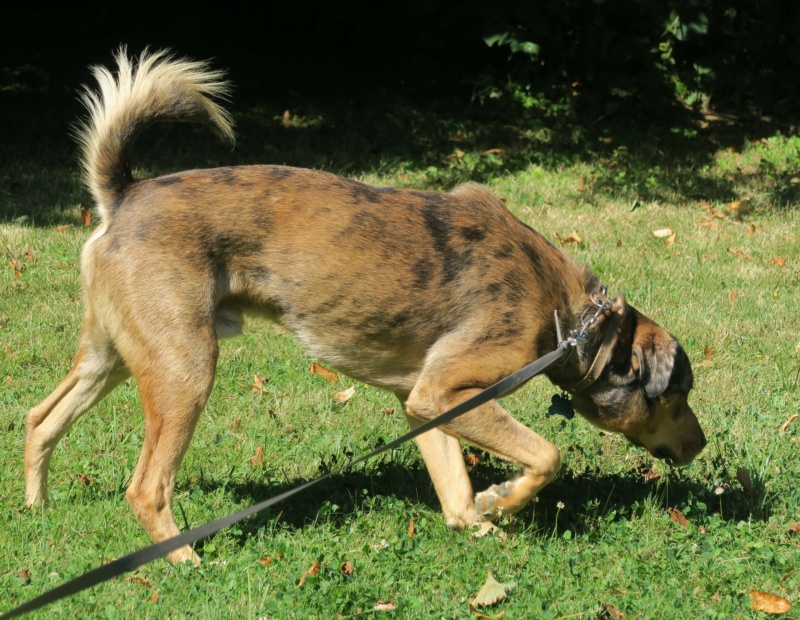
545;292;621;394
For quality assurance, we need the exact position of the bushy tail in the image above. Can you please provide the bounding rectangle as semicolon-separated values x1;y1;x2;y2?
75;47;235;224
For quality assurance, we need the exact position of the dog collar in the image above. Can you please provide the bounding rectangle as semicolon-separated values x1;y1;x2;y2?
567;307;623;393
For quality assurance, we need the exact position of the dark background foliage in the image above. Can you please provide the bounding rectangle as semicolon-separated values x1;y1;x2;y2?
3;0;798;117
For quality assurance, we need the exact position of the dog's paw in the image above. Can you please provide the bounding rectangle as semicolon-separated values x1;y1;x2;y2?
474;482;514;520
471;521;504;538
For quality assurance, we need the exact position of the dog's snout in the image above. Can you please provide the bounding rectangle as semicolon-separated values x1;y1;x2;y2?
652;447;676;462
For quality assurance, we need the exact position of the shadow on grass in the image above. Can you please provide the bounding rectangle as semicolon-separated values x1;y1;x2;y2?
181;453;773;554
2;84;797;227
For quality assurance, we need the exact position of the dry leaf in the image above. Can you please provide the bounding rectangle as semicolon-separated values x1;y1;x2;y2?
78;473;93;486
668;507;689;528
54;224;72;233
727;247;752;260
309;363;338;384
81;207;92;227
18;570;31;582
230;416;242;433
577;177;589;192
472;572;516;607
772;257;786;266
787;522;800;535
652;227;675;238
408;517;415;538
297;561;320;587
465;453;482;471
251;373;269;394
780;414;798;433
750;590;791;614
261;557;273;565
698;346;713;368
736;467;754;494
468;602;506;619
333;386;356;403
641;467;661;482
728;291;738;303
596;602;627;619
748;223;756;236
149;593;160;603
340;561;355;576
251;446;264;467
556;230;583;244
726;198;751;219
373;601;398;611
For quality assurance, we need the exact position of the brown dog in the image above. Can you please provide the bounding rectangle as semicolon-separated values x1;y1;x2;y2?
25;49;706;564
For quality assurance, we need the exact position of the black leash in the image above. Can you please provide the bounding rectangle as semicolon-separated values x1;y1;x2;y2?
1;340;572;619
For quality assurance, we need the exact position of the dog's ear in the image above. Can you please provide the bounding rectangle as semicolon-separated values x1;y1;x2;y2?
631;314;677;398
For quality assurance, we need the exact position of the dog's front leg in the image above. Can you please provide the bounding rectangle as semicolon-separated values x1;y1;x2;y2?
398;389;477;528
405;348;561;528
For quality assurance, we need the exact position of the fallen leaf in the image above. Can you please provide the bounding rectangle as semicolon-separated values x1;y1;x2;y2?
772;257;786;266
748;223;756;236
54;224;72;233
472;572;516;607
340;561;355;576
698;345;713;368
309;363;338;384
230;417;242;433
18;570;31;582
149;593;160;604
750;590;791;614
332;386;356;403
640;467;661;482
78;473;93;486
787;522;800;535
373;601;398;612
652;227;675;238
727;247;752;260
596;602;627;619
126;575;152;587
260;557;273;565
728;291;738;303
736;467;754;494
251;373;269;394
81;207;92;227
468;602;506;619
555;230;583;244
577;177;589;192
251;445;264;467
297;561;320;587
711;208;728;219
780;414;798;432
726;198;751;219
408;517;415;538
465;453;482;471
668;507;689;528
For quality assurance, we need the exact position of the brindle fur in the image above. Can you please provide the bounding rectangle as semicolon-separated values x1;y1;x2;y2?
25;50;706;564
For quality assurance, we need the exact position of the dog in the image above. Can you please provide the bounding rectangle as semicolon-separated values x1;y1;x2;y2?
25;49;706;564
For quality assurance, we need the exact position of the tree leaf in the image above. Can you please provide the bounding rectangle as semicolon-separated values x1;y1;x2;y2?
309;363;338;384
297;561;320;587
472;572;516;607
667;507;689;528
332;386;356;403
750;590;791;614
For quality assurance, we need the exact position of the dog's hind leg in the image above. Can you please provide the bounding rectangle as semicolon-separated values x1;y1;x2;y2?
123;330;218;565
405;340;562;527
25;312;130;506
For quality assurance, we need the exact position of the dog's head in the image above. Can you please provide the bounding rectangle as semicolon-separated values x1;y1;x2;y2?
568;296;706;466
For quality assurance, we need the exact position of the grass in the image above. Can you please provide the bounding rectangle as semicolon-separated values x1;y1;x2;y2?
1;92;799;619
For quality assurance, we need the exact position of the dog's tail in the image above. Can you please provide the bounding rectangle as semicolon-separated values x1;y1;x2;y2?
75;47;234;224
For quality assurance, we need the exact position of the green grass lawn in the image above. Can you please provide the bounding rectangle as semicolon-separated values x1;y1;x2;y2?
1;100;799;618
